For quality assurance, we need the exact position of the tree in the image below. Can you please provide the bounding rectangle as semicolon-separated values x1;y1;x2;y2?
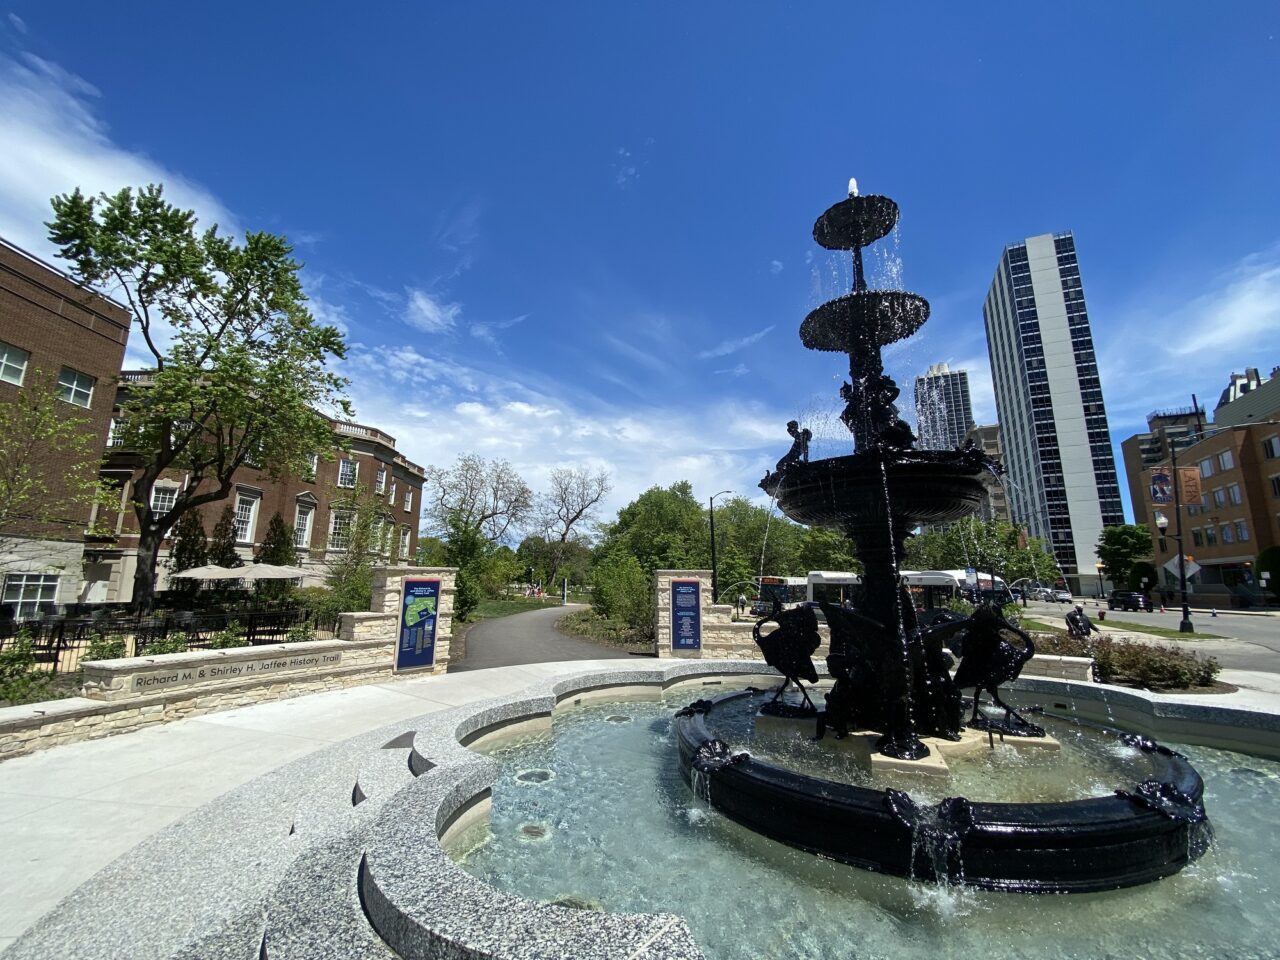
595;481;706;574
414;535;448;566
590;552;652;635
901;517;1060;585
166;509;208;597
206;505;242;568
444;511;488;620
0;370;114;566
1128;560;1159;593
537;466;611;574
323;483;386;613
1096;525;1153;588
422;454;532;542
47;184;351;611
255;512;296;565
1256;546;1280;601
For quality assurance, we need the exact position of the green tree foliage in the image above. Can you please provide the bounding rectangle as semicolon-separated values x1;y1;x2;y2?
901;518;1060;584
445;511;488;621
323;483;384;613
1096;525;1154;587
0;370;115;562
169;509;208;573
206;504;242;568
414;535;448;566
595;481;707;573
255;512;296;565
422;454;532;542
47;184;351;611
1257;546;1280;600
1127;560;1160;593
590;553;652;635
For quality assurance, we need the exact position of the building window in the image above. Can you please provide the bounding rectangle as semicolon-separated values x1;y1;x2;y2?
1217;450;1234;471
1191;528;1203;547
403;489;413;512
3;573;59;620
1220;524;1234;544
1199;459;1214;479
0;342;30;385
1271;476;1280;498
1227;483;1242;506
1212;488;1226;508
150;485;178;517
1236;520;1250;542
399;526;411;560
294;503;314;548
1205;526;1218;546
389;480;397;504
1264;436;1280;460
57;367;96;408
337;459;358;488
375;466;387;494
233;494;259;543
304;453;319;481
328;511;353;551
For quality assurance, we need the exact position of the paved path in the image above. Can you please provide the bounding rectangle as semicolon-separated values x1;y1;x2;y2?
450;604;637;672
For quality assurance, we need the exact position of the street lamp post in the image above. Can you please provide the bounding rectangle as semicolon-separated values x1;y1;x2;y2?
1095;562;1105;600
708;489;733;604
1155;510;1194;633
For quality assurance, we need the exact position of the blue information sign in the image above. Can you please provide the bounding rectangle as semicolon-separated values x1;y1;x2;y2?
671;580;702;651
396;579;441;672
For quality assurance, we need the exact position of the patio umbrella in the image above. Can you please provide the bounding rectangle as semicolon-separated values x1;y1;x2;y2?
235;563;310;580
169;564;248;580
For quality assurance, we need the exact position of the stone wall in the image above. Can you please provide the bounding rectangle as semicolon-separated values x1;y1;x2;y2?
370;566;458;674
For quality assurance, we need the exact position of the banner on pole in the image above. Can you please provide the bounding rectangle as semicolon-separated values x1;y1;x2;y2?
1178;467;1202;505
1149;469;1173;505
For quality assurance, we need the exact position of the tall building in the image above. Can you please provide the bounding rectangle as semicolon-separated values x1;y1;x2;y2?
1120;406;1205;526
982;232;1124;595
914;362;975;451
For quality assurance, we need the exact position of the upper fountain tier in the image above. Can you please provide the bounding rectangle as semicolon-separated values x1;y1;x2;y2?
800;291;930;352
812;194;899;250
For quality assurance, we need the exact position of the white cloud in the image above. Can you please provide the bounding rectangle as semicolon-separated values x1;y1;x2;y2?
769;260;783;275
715;363;750;377
697;324;776;360
0;52;239;258
403;287;461;333
7;12;27;34
470;313;527;347
603;333;673;374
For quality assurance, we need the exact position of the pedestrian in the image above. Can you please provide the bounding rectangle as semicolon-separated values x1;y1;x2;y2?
736;593;747;618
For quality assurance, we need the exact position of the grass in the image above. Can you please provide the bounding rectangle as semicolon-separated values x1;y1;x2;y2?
465;596;566;623
1097;618;1226;640
557;609;653;653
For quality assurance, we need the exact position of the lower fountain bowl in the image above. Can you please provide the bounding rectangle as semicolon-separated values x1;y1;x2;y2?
675;693;1211;893
774;452;990;530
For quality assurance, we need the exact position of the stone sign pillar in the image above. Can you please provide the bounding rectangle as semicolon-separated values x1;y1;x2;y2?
654;569;712;659
368;566;458;675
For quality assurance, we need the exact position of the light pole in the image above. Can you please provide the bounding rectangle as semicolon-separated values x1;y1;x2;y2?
1095;562;1105;600
1155;511;1194;633
708;489;733;604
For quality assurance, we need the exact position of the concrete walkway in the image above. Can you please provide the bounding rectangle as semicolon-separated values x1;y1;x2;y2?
450;603;637;671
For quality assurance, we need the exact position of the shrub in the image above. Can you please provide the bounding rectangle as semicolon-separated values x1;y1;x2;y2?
590;554;653;637
1034;630;1219;689
84;633;127;661
0;632;52;704
141;634;189;656
283;622;315;644
208;620;249;649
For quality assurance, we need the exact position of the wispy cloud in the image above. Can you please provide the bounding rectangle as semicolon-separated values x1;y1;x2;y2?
7;12;27;34
403;287;461;333
603;333;673;374
769;260;783;275
470;313;527;347
698;325;775;360
715;363;750;377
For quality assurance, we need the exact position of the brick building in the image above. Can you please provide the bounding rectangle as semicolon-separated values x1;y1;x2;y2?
0;238;131;616
964;424;1011;523
1120;406;1205;527
92;388;426;604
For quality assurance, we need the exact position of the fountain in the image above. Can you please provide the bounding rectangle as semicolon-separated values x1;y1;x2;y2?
674;183;1211;892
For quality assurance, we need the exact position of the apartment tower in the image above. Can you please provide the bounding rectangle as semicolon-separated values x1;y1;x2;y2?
914;362;975;451
982;232;1124;595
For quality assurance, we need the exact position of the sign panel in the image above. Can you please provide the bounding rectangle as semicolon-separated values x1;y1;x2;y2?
671;580;702;651
1163;556;1202;579
1149;469;1173;505
395;578;441;672
964;567;977;586
1178;467;1202;505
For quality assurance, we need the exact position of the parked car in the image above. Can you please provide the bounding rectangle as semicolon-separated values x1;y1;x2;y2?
1108;591;1152;612
1052;589;1072;603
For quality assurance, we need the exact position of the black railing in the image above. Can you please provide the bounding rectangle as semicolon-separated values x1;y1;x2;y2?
0;608;340;677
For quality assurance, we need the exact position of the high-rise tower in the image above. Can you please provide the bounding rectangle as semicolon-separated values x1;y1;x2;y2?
983;232;1124;595
914;362;975;450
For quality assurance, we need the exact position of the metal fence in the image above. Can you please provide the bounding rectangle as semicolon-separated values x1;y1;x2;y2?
0;608;340;677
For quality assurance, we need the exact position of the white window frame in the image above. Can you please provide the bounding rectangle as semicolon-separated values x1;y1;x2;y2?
306;453;320;480
233;493;260;544
294;502;314;549
1199;458;1214;479
1218;450;1234;471
1212;487;1225;508
403;489;413;512
56;366;96;408
328;510;353;551
150;484;179;517
1235;520;1250;542
0;342;30;386
1227;483;1242;506
337;459;358;488
1264;435;1280;460
399;526;411;560
389;480;397;504
375;466;387;494
3;573;59;620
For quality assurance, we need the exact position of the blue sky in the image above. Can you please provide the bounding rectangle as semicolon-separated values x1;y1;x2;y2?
2;3;1278;527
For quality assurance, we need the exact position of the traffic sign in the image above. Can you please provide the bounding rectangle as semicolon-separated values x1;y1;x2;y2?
1163;556;1201;579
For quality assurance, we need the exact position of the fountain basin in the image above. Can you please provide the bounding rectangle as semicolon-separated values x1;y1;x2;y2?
812;194;900;249
674;691;1210;893
800;291;930;351
774;451;990;530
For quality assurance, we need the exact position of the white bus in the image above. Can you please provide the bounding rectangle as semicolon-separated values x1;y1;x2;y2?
804;569;1009;613
754;576;808;613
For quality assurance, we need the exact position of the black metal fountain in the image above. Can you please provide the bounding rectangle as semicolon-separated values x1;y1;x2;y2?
674;181;1211;892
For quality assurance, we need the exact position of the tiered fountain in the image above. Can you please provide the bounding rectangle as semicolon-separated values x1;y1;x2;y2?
674;182;1211;892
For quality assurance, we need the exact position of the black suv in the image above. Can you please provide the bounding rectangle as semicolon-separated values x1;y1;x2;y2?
1108;591;1152;612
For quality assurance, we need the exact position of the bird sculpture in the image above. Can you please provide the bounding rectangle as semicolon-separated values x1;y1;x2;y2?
752;603;822;714
951;601;1044;736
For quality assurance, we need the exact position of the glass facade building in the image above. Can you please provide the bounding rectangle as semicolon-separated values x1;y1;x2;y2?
914;362;975;451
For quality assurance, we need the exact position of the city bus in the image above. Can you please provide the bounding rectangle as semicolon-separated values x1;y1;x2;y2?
804;570;1009;614
754;576;808;613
